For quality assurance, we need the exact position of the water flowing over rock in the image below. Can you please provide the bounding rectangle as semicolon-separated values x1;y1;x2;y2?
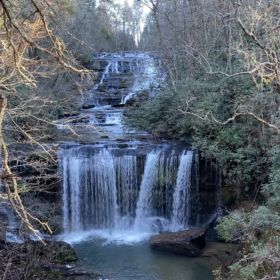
133;149;165;232
62;148;118;231
83;51;165;107
55;52;165;143
56;51;221;245
60;144;220;239
171;151;193;230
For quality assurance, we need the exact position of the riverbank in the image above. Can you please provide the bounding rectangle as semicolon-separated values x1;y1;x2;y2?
0;239;105;280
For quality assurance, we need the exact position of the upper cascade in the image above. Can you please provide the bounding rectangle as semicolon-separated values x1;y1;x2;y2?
84;51;166;107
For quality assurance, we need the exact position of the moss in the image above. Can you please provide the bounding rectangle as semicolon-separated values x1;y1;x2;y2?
40;241;78;262
60;250;77;262
221;186;236;206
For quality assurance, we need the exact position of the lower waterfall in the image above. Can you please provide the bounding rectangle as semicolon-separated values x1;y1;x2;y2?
60;144;195;240
171;150;193;230
133;149;166;232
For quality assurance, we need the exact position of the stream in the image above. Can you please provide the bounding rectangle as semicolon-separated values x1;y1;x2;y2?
57;52;221;280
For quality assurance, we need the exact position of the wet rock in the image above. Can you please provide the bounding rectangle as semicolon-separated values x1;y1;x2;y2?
65;269;91;276
150;228;207;257
41;263;103;279
26;240;78;262
215;243;244;278
117;144;129;149
87;59;108;71
82;104;96;109
59;111;79;118
0;240;7;250
112;103;125;108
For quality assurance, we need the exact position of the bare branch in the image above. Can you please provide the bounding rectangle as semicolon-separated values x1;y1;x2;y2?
179;108;280;135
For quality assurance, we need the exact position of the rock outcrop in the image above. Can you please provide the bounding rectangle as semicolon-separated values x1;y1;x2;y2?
0;240;103;279
150;227;207;257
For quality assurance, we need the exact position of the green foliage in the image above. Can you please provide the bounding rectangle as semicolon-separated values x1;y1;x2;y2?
216;210;253;242
101;27;113;41
125;4;280;275
124;73;271;198
216;205;280;280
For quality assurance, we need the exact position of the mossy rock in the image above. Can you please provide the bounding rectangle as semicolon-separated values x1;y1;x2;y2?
30;241;77;262
221;186;236;206
45;241;77;262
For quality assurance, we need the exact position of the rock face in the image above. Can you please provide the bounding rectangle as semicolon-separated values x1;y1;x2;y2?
82;52;164;107
150;228;207;257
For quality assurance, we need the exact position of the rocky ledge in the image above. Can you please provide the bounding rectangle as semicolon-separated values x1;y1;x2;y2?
150;227;207;257
0;239;104;280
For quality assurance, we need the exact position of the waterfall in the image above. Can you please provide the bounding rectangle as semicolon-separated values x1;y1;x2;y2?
133;149;163;232
114;155;138;228
62;147;118;231
195;151;200;191
171;151;193;231
89;52;165;106
60;145;197;236
57;51;222;244
123;54;160;103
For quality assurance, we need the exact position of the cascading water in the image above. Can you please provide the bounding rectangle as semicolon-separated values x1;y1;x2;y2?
57;51;221;280
171;151;193;231
60;145;196;242
62;147;118;231
55;52;166;144
133;149;164;232
114;154;138;228
87;52;165;107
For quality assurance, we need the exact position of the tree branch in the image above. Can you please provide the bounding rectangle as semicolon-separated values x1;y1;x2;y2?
179;108;280;135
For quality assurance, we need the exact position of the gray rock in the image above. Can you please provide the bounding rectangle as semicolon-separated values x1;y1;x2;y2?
149;227;207;257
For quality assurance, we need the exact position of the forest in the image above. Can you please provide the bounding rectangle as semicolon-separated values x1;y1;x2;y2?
1;0;280;279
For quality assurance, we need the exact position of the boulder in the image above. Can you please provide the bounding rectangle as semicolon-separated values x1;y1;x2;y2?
149;227;207;257
82;104;96;109
112;103;125;108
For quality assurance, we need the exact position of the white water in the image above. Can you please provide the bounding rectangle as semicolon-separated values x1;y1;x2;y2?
123;54;162;103
133;149;163;232
60;145;194;244
59;145;218;280
105;113;122;125
92;52;165;104
62;148;118;232
171;151;193;231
